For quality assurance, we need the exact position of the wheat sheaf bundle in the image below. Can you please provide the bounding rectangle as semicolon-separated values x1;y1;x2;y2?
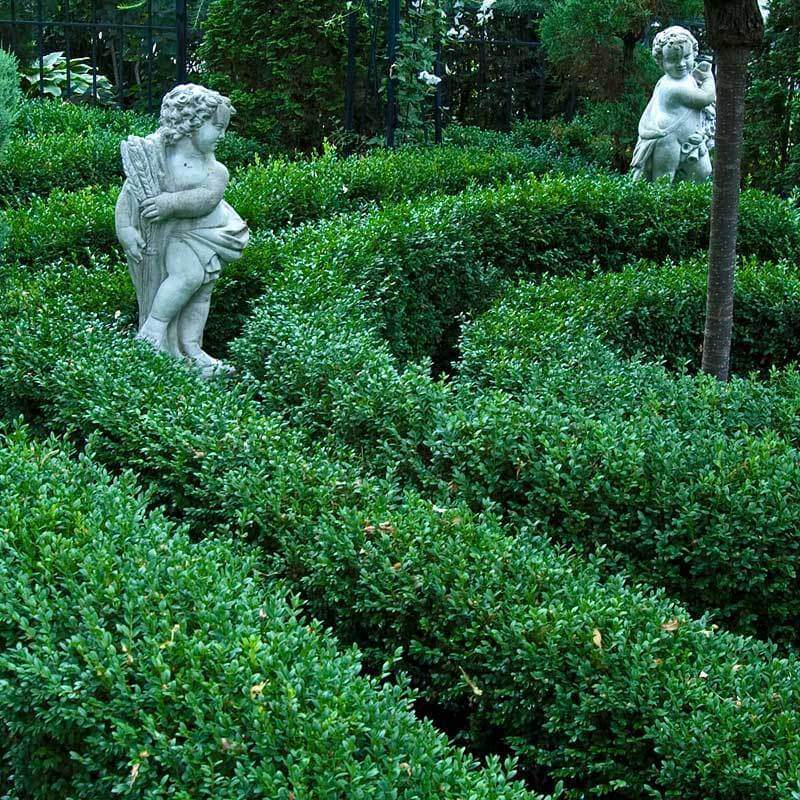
121;134;165;243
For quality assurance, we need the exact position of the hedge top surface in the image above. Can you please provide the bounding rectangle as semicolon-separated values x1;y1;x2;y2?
0;427;537;800
3;299;800;797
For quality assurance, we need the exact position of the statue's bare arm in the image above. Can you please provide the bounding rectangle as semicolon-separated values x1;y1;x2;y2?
671;71;716;110
140;164;229;222
115;182;145;263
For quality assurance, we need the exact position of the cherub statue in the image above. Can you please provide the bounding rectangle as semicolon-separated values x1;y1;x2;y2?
115;83;249;376
630;26;716;183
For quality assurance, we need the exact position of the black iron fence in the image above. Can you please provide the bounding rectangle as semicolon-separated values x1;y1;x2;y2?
343;0;550;148
0;0;192;112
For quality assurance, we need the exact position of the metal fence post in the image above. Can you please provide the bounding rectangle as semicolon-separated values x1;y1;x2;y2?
64;0;72;99
36;0;44;97
385;0;400;147
344;7;357;133
176;0;188;84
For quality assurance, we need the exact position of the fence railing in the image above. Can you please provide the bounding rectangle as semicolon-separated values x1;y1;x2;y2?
0;0;192;113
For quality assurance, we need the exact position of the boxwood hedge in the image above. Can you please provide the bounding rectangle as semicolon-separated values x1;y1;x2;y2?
230;250;800;645
0;428;534;799
2;297;800;798
232;173;800;365
0;99;264;201
0;143;587;267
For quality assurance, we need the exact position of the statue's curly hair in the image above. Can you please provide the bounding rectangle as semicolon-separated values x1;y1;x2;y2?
158;83;235;145
651;26;699;68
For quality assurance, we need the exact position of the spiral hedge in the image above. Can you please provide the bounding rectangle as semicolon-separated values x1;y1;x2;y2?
3;137;800;798
0;428;534;800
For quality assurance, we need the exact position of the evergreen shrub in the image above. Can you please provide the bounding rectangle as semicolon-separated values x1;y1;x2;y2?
0;429;533;800
0;100;264;201
230;250;800;645
1;303;800;798
0;49;21;160
230;174;799;365
198;0;348;150
0;144;587;266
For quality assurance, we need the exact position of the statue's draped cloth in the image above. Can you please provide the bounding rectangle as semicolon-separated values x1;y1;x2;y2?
119;133;249;357
630;77;715;181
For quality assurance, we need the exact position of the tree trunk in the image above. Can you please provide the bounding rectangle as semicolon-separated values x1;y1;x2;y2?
701;0;764;381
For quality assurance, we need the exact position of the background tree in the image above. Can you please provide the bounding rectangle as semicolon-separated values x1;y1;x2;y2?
198;0;349;150
742;0;799;194
538;0;703;166
539;0;704;99
701;0;764;380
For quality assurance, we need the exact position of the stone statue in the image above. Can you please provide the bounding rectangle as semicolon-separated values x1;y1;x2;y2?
116;83;249;377
630;26;716;183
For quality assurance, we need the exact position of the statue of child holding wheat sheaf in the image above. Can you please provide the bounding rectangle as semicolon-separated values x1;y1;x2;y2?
116;83;249;377
630;26;716;183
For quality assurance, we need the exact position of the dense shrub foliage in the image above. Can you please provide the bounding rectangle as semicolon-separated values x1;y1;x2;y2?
198;0;348;149
0;100;264;201
229;173;799;365
0;429;533;799
0;143;587;266
228;233;800;646
0;49;21;161
1;292;800;797
484;256;800;377
5;103;800;798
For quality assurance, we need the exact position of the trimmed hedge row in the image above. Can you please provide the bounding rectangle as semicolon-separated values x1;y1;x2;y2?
460;256;800;378
0;144;588;267
0;428;533;799
2;296;800;797
230;173;800;365
9;174;800;645
0;100;264;201
227;245;800;645
446;118;615;169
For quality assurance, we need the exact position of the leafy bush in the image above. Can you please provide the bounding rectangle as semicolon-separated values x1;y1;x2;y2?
445;119;616;168
0;100;265;201
230;173;800;366
0;428;533;800
0;143;591;266
481;256;800;377
230;242;800;646
18;50;115;102
198;0;348;150
1;301;800;798
0;49;21;161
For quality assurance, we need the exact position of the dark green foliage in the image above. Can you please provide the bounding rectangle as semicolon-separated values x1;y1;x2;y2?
1;301;800;798
0;143;587;267
743;0;800;194
0;429;533;799
0;99;265;201
0;186;120;266
230;237;800;645
0;49;21;160
198;0;348;150
233;173;800;365
483;256;800;377
445;119;616;168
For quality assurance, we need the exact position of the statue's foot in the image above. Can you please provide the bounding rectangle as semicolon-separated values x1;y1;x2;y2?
199;361;236;380
183;344;235;379
137;316;170;351
136;324;168;352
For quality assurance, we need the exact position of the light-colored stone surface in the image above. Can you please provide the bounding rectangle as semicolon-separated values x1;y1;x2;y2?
116;83;249;377
630;26;716;183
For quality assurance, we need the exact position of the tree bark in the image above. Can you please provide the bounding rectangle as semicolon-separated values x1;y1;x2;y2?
701;0;764;381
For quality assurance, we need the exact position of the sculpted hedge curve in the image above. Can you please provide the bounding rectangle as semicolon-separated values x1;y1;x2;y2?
116;83;249;377
630;26;717;183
